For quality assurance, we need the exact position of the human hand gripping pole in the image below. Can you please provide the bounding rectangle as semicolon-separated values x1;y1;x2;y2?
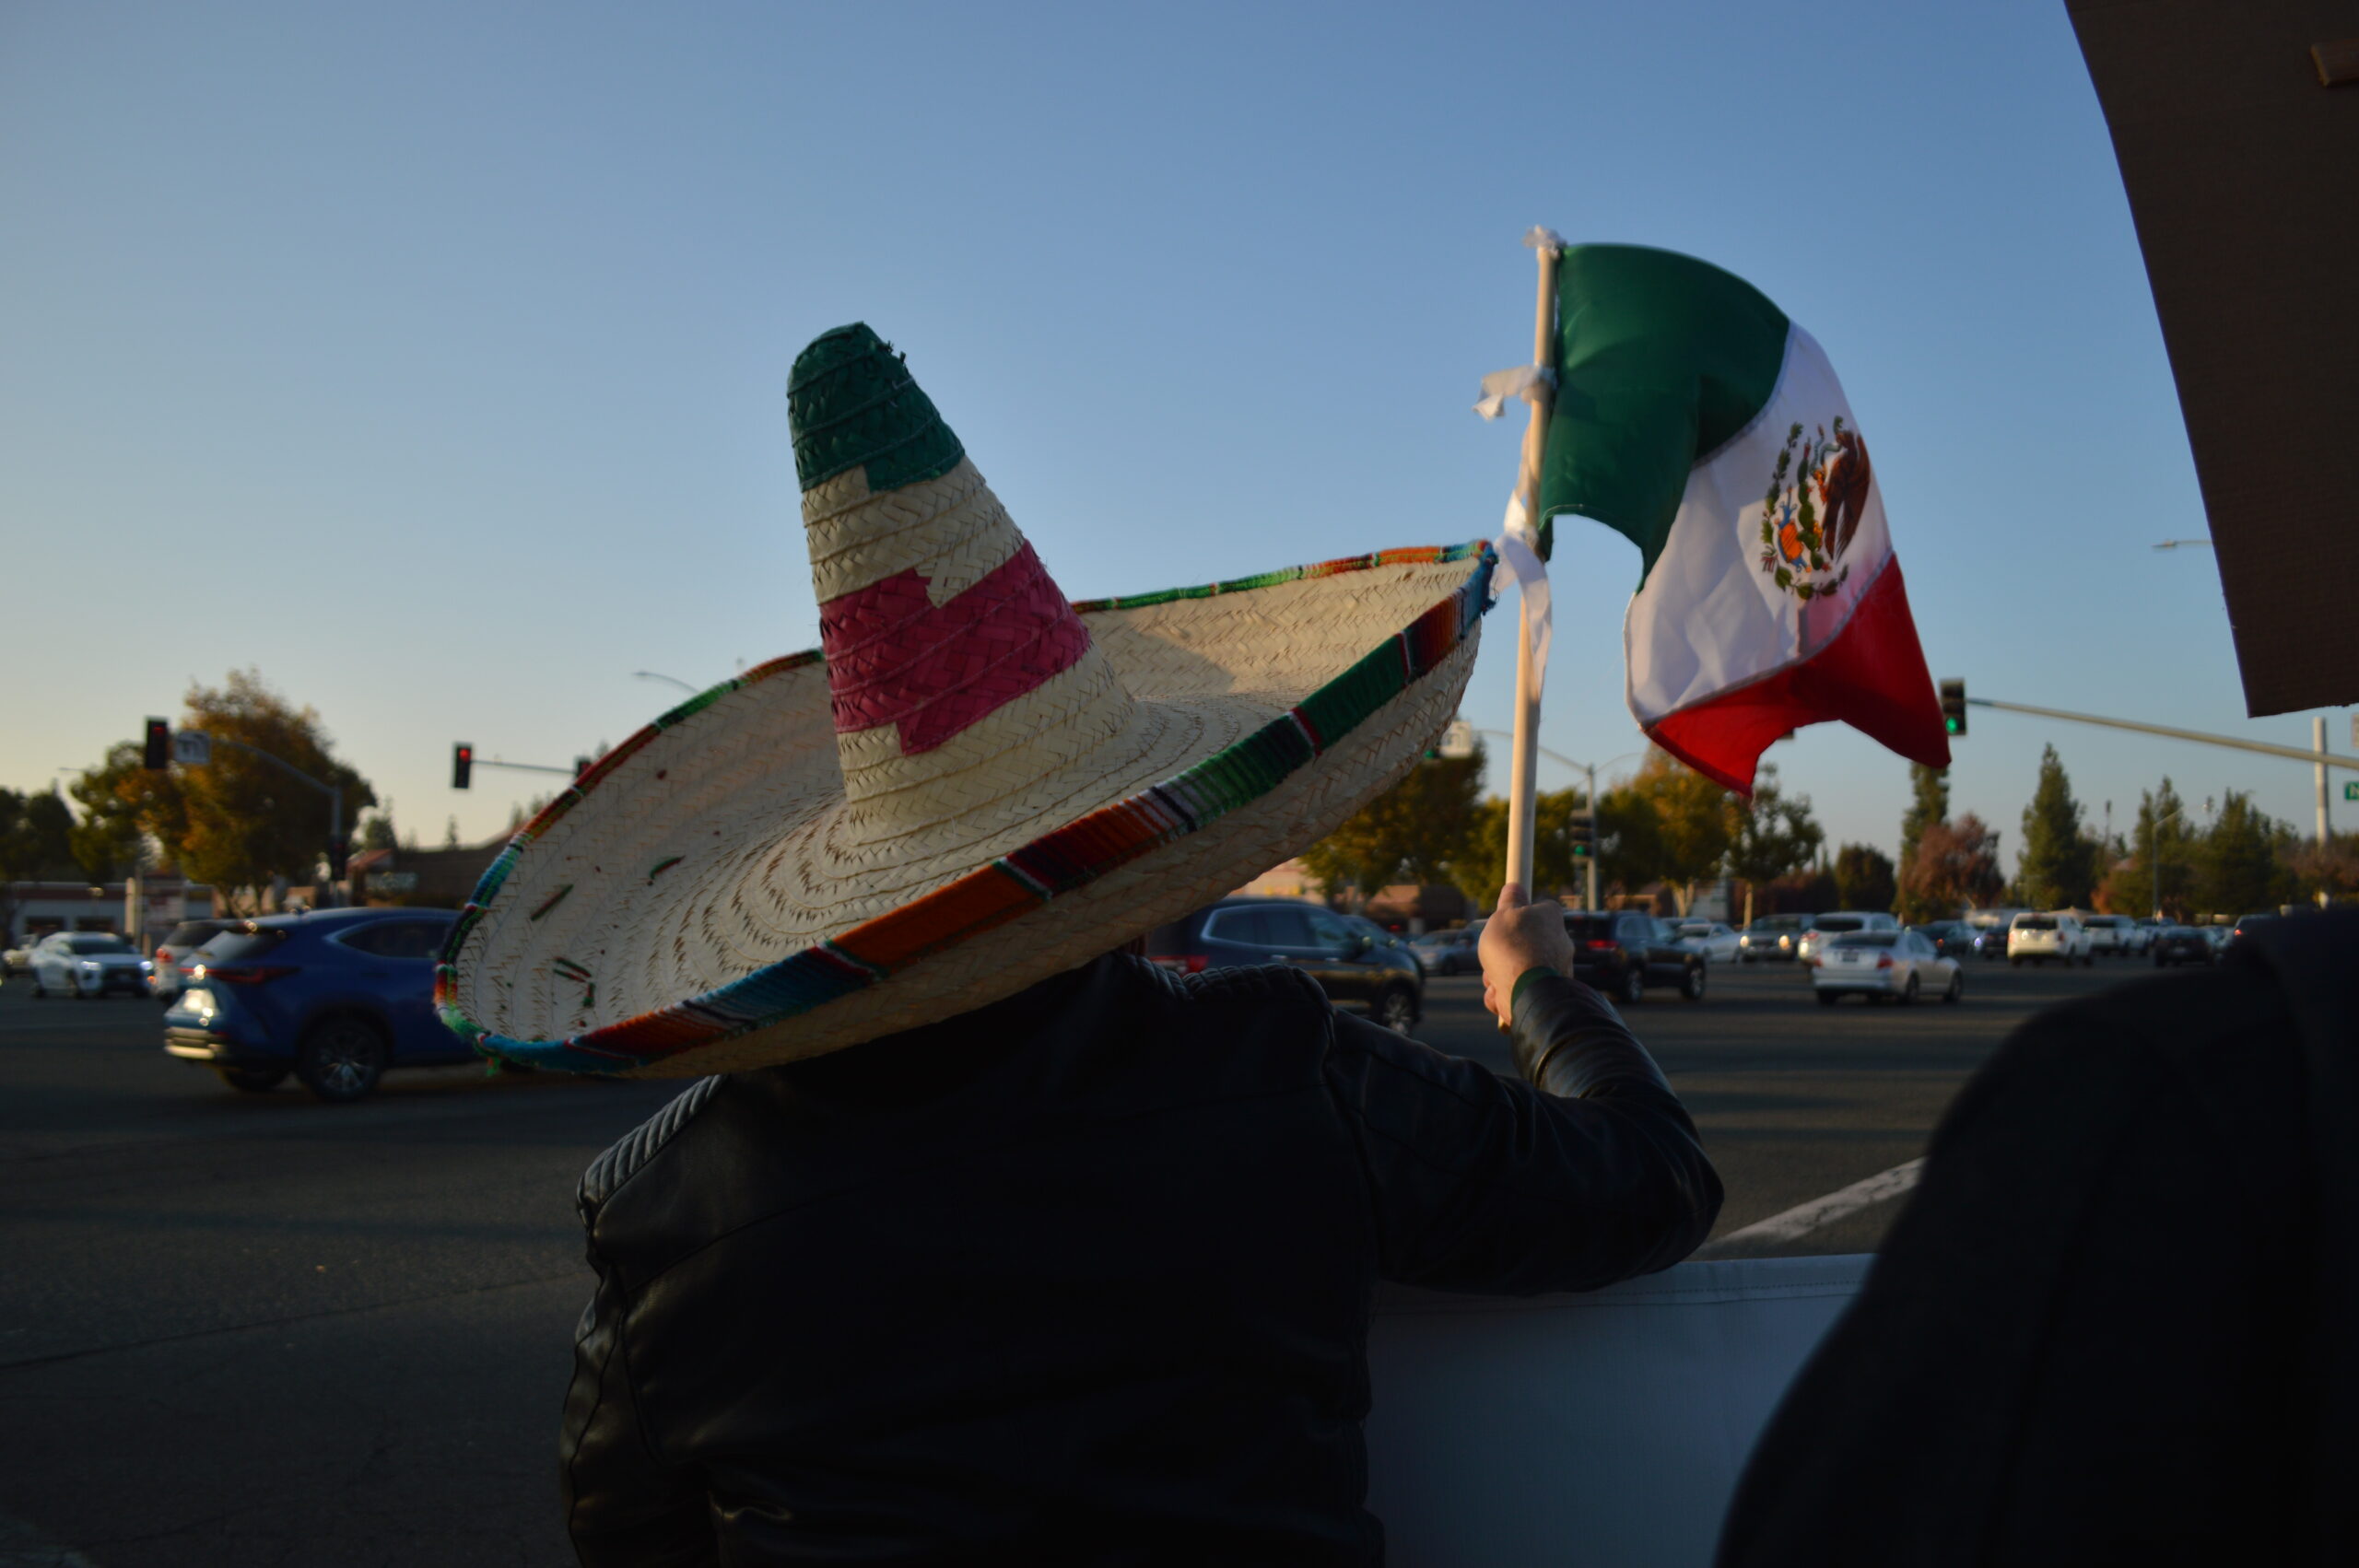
1476;880;1575;1032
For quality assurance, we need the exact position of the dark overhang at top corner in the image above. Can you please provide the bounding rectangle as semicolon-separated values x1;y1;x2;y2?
2067;0;2359;715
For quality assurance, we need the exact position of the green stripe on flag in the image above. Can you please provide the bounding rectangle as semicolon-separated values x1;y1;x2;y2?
1539;246;1790;574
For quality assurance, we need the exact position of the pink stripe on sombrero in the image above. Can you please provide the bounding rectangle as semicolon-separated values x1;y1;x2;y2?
819;541;1093;755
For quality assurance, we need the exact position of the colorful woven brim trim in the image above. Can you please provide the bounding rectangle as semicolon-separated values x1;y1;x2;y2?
438;542;1495;1073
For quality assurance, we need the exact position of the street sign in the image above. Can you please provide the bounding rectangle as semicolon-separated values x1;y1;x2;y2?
1438;720;1477;760
171;731;212;766
2345;780;2358;802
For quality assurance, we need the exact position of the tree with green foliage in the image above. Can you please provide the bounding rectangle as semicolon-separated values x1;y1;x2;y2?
1833;843;1898;912
358;813;399;851
0;788;78;883
1726;765;1825;926
1595;749;1735;914
2015;744;2098;908
1300;743;1488;900
2192;790;2292;915
1460;786;1589;907
2096;778;2196;917
2284;832;2359;904
68;743;153;881
75;670;375;908
1898;764;1949;872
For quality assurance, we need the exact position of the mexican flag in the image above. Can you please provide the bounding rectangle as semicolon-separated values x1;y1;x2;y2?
1536;244;1951;793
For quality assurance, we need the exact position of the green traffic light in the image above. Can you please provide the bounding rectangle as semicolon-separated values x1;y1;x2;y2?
1945;717;1962;734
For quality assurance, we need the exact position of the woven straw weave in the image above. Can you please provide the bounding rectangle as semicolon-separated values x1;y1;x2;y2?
445;551;1484;1077
443;322;1493;1078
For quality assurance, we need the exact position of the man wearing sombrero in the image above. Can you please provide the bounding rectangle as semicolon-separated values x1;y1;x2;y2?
441;326;1721;1564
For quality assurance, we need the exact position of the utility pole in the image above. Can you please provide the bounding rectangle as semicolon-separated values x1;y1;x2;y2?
2317;716;2331;846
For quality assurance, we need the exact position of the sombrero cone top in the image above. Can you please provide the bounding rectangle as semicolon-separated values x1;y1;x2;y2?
440;325;1495;1076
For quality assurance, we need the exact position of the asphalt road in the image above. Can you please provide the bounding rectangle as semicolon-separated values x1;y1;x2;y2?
0;955;2150;1566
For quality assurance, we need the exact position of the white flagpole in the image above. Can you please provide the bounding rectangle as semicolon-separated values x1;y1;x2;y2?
1505;240;1559;893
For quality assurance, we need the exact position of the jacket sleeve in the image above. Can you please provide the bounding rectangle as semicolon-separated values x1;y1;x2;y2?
1325;970;1721;1293
561;1247;718;1568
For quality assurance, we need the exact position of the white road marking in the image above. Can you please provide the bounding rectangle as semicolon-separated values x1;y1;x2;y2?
1700;1157;1927;1255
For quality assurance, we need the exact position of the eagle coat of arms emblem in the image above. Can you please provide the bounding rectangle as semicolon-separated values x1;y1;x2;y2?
1757;416;1871;603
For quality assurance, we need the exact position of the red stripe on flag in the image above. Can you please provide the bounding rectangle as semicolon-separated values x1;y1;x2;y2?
1647;560;1951;795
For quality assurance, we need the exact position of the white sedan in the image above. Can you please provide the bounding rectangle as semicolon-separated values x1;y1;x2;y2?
1811;930;1961;1005
1672;921;1742;963
28;931;153;999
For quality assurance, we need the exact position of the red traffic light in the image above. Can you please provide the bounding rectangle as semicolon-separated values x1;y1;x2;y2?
143;718;171;770
452;743;474;790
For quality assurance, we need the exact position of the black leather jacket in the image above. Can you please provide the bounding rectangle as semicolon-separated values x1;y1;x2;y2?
561;954;1720;1565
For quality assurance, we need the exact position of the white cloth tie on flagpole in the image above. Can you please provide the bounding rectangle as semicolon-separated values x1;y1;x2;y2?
1491;502;1552;704
1473;363;1554;421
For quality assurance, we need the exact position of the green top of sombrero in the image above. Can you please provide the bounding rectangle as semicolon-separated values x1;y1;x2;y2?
787;322;967;495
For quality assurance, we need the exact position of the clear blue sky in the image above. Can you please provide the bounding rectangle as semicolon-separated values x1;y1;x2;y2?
3;1;2341;868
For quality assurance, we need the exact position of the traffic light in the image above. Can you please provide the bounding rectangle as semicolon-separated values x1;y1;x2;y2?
574;755;593;778
1568;813;1595;860
1938;679;1967;737
452;743;474;790
143;718;170;770
326;838;350;880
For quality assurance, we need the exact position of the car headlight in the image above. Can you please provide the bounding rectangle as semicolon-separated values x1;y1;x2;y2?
78;960;100;973
139;960;153;972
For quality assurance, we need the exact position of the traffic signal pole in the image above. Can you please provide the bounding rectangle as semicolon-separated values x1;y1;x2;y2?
1960;696;2357;844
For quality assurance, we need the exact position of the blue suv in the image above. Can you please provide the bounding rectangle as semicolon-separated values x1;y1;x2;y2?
162;908;469;1101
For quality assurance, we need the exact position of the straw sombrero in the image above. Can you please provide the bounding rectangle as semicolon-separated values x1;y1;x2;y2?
439;325;1495;1077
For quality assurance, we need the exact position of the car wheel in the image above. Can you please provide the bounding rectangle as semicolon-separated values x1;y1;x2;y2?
297;1016;388;1104
29;977;45;998
1816;989;1838;1006
1375;987;1418;1036
1620;965;1644;1005
216;1066;288;1094
1943;971;1963;1004
1681;964;1707;1002
1900;974;1919;1006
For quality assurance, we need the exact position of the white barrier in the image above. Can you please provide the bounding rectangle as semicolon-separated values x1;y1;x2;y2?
1366;1254;1872;1567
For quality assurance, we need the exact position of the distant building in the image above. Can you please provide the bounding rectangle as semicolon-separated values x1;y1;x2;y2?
350;843;507;909
4;878;216;949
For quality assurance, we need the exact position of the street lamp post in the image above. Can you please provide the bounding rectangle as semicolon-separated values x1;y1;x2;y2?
633;671;700;696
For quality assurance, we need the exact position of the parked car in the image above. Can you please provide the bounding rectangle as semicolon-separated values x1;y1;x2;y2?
1672;921;1741;964
1737;914;1813;963
161;908;465;1101
2008;911;2094;966
2082;914;2139;957
28;931;152;998
1563;911;1707;1004
147;918;236;1002
2199;923;2233;956
1964;910;2020;962
1406;921;1485;977
1909;920;1976;962
2229;911;2279;948
1811;929;1962;1005
2149;925;2214;967
1144;898;1423;1032
1795;911;1899;965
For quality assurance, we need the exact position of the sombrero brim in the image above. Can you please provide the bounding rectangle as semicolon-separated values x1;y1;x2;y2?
439;541;1495;1077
